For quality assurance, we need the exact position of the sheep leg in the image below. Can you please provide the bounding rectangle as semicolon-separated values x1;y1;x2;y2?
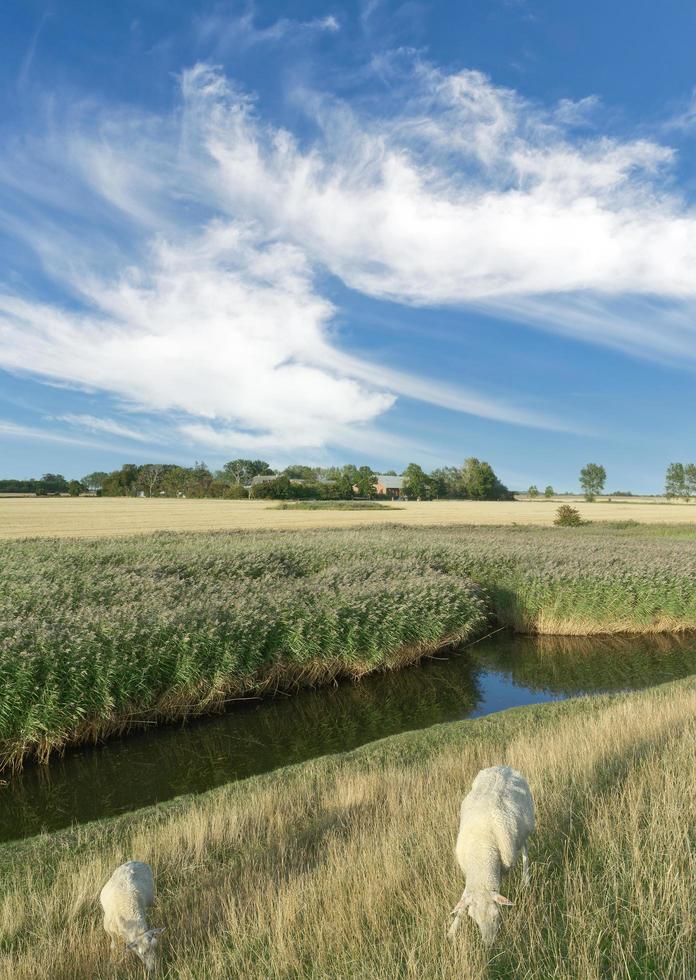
448;890;467;939
521;844;530;886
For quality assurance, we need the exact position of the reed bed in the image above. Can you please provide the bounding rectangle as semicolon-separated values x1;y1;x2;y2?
3;522;696;769
0;677;693;979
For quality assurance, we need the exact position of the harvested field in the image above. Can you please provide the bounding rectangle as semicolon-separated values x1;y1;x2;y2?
2;495;696;538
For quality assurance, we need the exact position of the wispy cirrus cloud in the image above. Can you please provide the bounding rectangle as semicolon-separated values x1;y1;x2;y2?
3;56;696;455
0;418;125;450
194;5;339;55
49;413;155;442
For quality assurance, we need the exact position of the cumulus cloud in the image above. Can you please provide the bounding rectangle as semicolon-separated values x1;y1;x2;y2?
4;57;696;454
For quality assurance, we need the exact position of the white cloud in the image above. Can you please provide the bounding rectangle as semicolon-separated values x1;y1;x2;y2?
50;414;154;442
552;95;601;127
175;63;696;361
666;88;696;132
0;419;114;449
6;58;695;455
194;6;339;54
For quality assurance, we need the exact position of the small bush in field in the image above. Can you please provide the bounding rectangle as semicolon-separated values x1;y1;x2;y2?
554;504;584;527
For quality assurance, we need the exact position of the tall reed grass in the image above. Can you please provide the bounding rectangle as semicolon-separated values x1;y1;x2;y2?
3;522;696;769
0;678;693;978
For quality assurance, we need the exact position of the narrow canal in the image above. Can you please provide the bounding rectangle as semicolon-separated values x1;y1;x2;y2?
2;631;695;843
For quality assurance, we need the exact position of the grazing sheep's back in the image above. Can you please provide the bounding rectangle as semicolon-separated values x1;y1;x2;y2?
100;861;155;922
459;766;534;869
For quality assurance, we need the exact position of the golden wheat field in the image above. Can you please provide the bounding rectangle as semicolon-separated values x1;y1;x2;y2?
1;495;695;538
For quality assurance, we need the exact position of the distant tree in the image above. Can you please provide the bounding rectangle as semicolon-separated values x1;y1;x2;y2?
222;482;249;499
402;462;431;499
579;463;606;501
67;480;84;496
41;473;67;487
528;485;539;498
354;465;377;497
460;458;510;501
665;462;687;500
185;461;214;498
283;465;317;480
544;485;554;498
685;464;696;501
220;459;273;485
82;471;109;491
37;473;68;493
315;466;342;481
250;475;294;499
102;464;139;496
332;469;355;499
430;466;460;498
161;466;190;496
138;464;165;497
382;470;398;476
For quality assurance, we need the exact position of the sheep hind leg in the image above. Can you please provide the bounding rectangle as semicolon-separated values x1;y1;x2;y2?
521;844;530;886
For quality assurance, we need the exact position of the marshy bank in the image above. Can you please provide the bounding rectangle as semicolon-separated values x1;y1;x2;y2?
1;677;694;979
3;522;696;770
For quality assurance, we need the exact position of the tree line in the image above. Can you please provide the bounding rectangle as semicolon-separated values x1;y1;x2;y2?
10;460;692;501
2;458;513;501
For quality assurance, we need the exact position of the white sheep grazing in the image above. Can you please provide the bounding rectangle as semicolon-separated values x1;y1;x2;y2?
99;861;164;972
448;765;534;945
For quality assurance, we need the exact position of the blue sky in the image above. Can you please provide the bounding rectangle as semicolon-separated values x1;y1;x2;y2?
2;1;696;491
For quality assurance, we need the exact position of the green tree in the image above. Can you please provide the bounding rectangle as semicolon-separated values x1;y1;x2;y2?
283;465;317;480
528;485;539;498
102;464;139;496
220;459;273;485
685;464;696;500
402;463;431;499
460;458;510;500
250;475;293;499
67;480;84;496
665;462;686;499
430;466;460;498
354;466;377;497
579;463;606;501
161;466;190;496
82;471;109;491
138;464;165;497
544;485;554;498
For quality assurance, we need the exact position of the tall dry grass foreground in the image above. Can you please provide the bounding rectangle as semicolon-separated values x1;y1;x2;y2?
0;678;693;979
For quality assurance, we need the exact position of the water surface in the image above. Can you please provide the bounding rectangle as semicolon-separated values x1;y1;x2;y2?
2;631;695;843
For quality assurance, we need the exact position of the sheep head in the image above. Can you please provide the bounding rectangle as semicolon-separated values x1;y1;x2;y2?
127;927;165;972
465;890;513;945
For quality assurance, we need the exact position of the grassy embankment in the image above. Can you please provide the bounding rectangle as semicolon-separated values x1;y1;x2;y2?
3;522;696;770
0;678;693;979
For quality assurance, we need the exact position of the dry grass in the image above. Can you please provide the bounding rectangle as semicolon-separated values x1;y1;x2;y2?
3;496;696;538
1;678;693;979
